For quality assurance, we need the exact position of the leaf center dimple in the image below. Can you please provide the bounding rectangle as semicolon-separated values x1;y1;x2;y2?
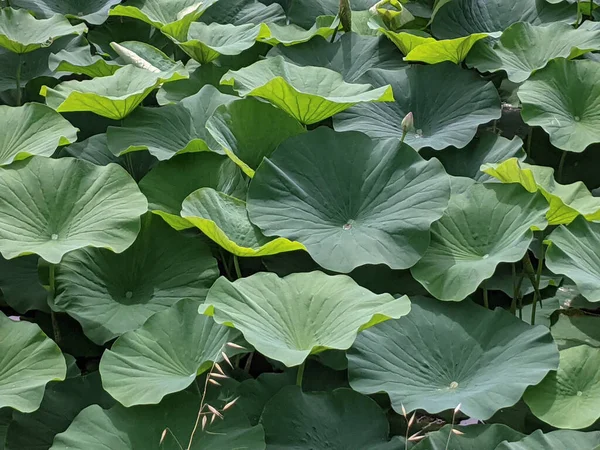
449;381;459;389
51;233;59;240
125;291;133;299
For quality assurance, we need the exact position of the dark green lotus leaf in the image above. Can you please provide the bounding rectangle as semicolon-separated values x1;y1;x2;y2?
0;8;86;54
41;65;187;120
467;22;600;83
261;386;399;450
0;255;47;313
545;217;600;302
0;312;66;413
235;372;295;426
49;36;120;78
0;103;77;166
202;271;410;367
269;33;406;82
5;372;113;450
348;297;559;420
551;314;600;350
411;184;548;301
432;0;577;39
12;0;121;25
412;424;524;450
156;62;233;105
518;59;600;153
62;134;117;166
140;151;247;231
258;16;339;46
50;390;266;450
100;299;243;406
206;97;305;177
0;408;11;449
53;215;218;344
524;346;600;429
0;156;147;264
496;429;600;450
486;263;561;299
201;0;286;25
221;56;394;125
247;128;451;273
334;64;500;150
421;132;525;182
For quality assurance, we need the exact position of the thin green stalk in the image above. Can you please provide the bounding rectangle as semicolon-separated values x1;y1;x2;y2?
48;264;61;344
516;271;525;319
526;127;533;159
233;255;242;279
400;130;407;145
557;151;567;184
218;249;233;280
15;53;22;106
330;25;338;43
444;405;460;450
510;264;518;314
530;244;546;325
483;287;489;309
296;361;305;387
243;351;254;372
576;0;583;26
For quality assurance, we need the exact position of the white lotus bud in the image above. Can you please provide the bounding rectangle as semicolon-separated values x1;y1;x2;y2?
401;112;414;132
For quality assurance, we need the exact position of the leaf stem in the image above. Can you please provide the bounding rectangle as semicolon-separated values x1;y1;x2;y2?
15;53;22;106
218;248;233;280
400;129;407;145
557;151;567;184
530;244;546;325
525;127;533;159
48;264;61;344
233;255;242;279
483;286;489;309
296;361;305;388
576;0;583;26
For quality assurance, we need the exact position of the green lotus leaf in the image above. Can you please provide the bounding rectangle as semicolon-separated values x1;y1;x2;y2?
247;128;451;273
258;16;339;46
201;0;286;25
333;65;500;150
467;22;600;83
381;30;488;64
220;56;394;125
140;152;246;230
53;215;218;344
5;372;113;450
0;408;10;448
0;255;47;313
0;8;86;54
0;156;147;264
109;0;218;40
411;183;548;301
421;132;525;182
486;263;561;300
483;158;600;225
50;390;266;450
49;36;120;78
551;314;600;350
176;22;263;63
206;97;305;177
0;312;66;412
412;424;524;450
269;32;406;82
182;188;305;257
100;299;243;406
496;429;600;450
261;386;399;450
348;297;559;420
432;0;577;39
107;85;237;160
524;346;600;429
12;0;120;25
545;217;600;302
0;103;77;166
201;271;410;367
518;59;600;153
40;65;187;120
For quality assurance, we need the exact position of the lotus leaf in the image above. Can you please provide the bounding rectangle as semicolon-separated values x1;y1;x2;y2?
0;255;47;313
496;430;600;450
412;424;524;450
258;16;339;46
11;0;121;25
551;314;600;350
49;36;120;78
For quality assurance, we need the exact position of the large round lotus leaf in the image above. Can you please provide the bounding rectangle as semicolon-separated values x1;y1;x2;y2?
545;217;600;302
0;41;63;92
496;429;600;450
107;85;236;160
0;8;86;54
380;30;488;64
334;65;500;151
0;255;47;314
206;97;305;177
421;132;525;182
5;372;113;450
0;103;77;166
100;299;242;406
348;297;559;420
552;314;600;350
11;0;121;25
49;36;120;78
53;215;218;344
50;390;266;450
201;0;286;25
518;59;600;153
40;65;187;120
467;22;600;83
201;271;410;367
182;188;305;257
139;152;247;231
269;33;405;82
247;128;451;273
411;183;548;301
258;16;339;46
483;158;600;225
177;22;262;63
0;156;146;264
0;312;66;413
431;0;576;39
220;56;394;125
524;346;600;429
412;424;524;450
261;386;398;450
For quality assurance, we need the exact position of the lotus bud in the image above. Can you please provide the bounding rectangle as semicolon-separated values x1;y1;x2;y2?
401;112;414;132
339;0;352;32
